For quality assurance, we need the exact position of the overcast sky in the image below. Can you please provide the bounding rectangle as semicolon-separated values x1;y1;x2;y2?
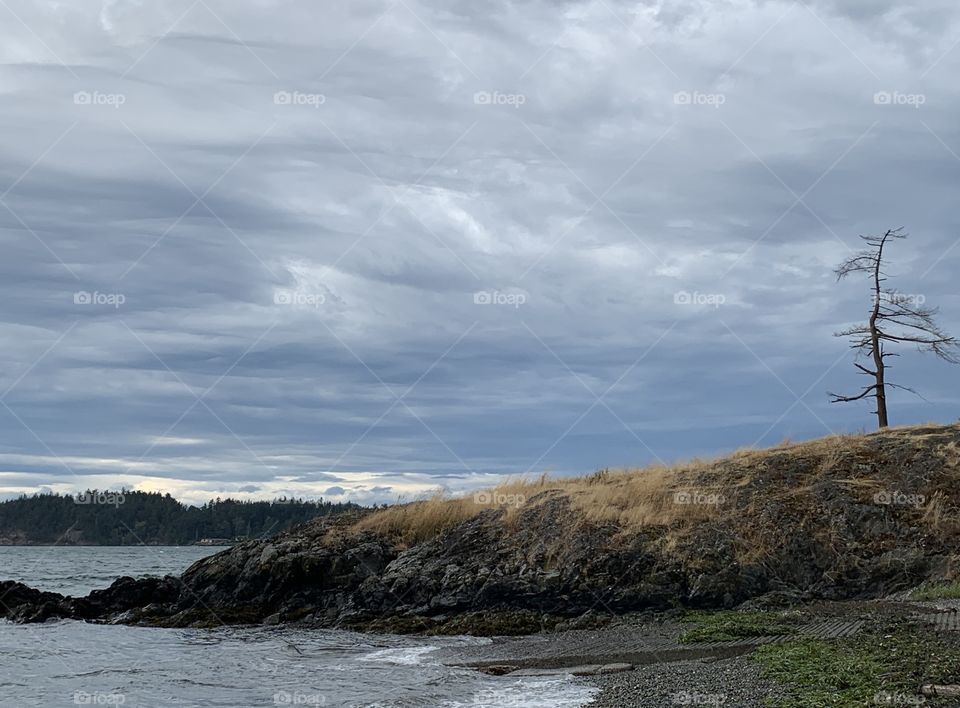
1;0;958;506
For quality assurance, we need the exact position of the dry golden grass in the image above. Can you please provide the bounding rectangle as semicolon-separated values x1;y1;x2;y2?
349;476;557;547
347;422;960;549
561;463;728;527
351;462;730;547
351;491;484;546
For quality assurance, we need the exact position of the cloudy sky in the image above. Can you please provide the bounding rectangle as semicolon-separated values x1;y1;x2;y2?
1;0;958;506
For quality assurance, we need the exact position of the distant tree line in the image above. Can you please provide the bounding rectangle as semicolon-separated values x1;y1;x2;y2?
0;490;360;545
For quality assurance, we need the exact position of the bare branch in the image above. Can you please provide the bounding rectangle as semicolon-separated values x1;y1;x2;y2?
886;382;928;401
829;384;878;403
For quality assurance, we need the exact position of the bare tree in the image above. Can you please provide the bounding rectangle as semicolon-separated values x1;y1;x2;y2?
830;228;959;428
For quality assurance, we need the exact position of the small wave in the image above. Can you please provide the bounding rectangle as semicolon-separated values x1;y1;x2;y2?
359;645;440;665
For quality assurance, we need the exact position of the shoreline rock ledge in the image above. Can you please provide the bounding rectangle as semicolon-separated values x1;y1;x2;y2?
3;424;959;633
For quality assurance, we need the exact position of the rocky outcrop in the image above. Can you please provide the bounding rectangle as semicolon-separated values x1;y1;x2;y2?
0;575;182;623
3;424;959;631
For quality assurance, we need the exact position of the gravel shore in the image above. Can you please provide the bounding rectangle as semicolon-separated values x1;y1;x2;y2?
583;655;777;707
439;614;780;706
433;616;686;668
439;601;960;707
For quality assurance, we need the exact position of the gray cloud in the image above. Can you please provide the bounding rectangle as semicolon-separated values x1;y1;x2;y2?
0;0;958;506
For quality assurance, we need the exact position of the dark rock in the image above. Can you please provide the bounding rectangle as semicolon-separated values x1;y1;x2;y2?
0;581;66;622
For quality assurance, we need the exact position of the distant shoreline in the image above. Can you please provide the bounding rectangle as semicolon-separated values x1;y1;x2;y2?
0;542;234;548
0;491;360;546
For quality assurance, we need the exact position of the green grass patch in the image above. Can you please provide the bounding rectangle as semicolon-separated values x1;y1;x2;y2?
679;610;804;644
753;625;960;708
754;640;886;707
910;580;960;601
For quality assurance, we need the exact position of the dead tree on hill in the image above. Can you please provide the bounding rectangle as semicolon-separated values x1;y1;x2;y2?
830;228;959;428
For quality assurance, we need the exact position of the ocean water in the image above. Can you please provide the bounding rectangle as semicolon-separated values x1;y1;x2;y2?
0;547;597;707
1;546;233;597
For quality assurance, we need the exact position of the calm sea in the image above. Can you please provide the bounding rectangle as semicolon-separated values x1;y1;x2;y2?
0;546;596;707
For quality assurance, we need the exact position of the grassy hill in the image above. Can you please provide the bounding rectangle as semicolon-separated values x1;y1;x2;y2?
350;422;960;569
4;423;959;632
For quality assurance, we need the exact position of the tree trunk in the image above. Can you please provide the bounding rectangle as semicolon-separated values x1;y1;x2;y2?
870;237;889;428
875;366;888;428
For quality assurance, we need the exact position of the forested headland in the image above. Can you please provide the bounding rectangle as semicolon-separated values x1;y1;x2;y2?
0;491;360;545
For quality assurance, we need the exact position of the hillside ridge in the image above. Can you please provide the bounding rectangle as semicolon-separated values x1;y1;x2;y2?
3;422;959;632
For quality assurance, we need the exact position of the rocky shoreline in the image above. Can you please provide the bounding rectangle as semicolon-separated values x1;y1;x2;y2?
2;424;959;635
